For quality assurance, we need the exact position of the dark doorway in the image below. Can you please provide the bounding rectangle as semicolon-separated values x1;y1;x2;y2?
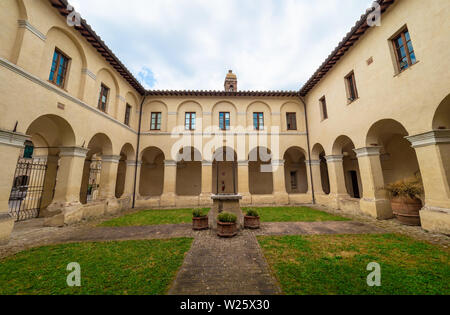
349;171;360;199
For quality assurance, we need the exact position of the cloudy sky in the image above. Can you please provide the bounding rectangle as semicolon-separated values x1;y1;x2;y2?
69;0;375;91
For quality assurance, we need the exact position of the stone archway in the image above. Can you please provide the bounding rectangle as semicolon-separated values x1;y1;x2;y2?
283;147;308;194
14;115;77;220
248;147;273;195
332;136;362;199
366;119;423;189
312;143;330;195
115;143;135;199
176;147;202;196
80;133;114;204
212;147;238;194
140;147;165;197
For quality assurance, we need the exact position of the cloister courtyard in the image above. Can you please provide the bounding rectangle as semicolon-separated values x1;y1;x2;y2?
1;205;448;295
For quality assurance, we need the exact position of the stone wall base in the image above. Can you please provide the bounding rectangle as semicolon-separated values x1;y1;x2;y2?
359;198;393;220
0;214;15;245
289;193;313;205
44;197;131;227
420;207;450;235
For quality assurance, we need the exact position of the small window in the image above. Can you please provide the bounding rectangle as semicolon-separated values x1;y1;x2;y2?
345;71;358;103
219;112;230;130
98;84;109;112
290;171;298;190
253;112;264;130
286;113;297;130
392;27;416;72
124;104;132;126
49;49;70;88
185;112;196;131
151;112;162;130
320;96;328;120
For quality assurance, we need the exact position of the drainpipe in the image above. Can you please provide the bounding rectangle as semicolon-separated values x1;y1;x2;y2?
298;94;316;205
132;92;147;209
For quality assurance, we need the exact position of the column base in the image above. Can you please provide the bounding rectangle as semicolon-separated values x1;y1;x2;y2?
0;213;15;245
327;193;348;209
44;201;84;227
360;198;393;220
160;193;176;208
420;207;450;235
104;198;122;215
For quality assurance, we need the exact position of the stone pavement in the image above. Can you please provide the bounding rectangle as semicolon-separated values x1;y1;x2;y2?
168;231;281;295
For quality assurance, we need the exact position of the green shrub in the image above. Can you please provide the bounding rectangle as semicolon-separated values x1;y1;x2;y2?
246;208;259;217
218;212;237;223
192;209;206;218
386;178;423;199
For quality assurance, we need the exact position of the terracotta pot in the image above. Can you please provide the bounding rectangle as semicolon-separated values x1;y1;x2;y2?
391;196;422;226
244;216;260;229
217;221;237;238
192;216;209;231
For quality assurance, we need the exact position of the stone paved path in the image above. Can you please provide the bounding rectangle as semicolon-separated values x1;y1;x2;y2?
168;231;281;295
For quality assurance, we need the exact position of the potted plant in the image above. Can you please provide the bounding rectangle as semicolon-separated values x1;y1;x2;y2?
192;209;209;231
386;179;424;226
217;212;238;238
244;208;260;229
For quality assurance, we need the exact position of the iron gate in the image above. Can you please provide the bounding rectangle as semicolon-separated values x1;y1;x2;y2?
8;157;48;221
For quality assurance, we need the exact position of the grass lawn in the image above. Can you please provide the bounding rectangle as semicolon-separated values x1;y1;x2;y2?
243;206;349;223
259;234;450;295
0;238;193;295
100;208;210;227
100;207;346;227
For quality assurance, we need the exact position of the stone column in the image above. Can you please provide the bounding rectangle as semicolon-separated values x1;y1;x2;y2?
272;159;289;205
354;147;392;219
199;161;213;206
39;155;59;216
325;155;349;209
161;160;177;207
124;160;138;198
407;130;450;234
306;160;322;196
98;155;121;200
45;146;89;223
238;161;251;205
0;129;29;244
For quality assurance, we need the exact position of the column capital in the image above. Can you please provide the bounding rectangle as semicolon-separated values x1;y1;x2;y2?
325;155;344;163
164;160;177;167
406;130;450;148
271;159;285;166
102;155;122;163
126;160;141;167
202;160;213;166
305;160;321;166
354;146;383;158
238;160;249;166
59;146;89;158
0;128;30;148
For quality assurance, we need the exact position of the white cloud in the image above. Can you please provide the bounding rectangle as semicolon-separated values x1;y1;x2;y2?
69;0;375;90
